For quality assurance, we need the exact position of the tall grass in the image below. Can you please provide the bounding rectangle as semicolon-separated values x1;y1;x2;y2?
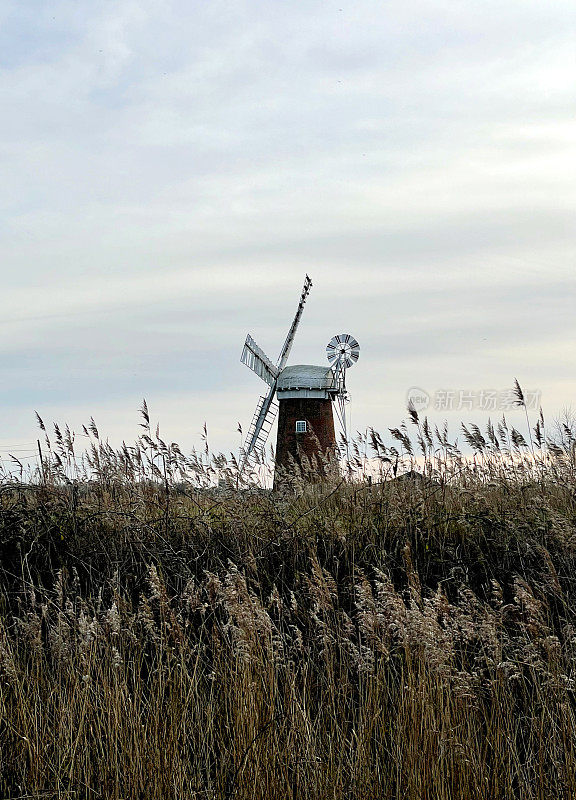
0;401;575;798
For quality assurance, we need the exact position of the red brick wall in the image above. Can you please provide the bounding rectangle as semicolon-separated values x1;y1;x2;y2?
274;398;337;488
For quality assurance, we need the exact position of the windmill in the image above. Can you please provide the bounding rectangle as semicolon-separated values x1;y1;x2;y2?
240;275;360;486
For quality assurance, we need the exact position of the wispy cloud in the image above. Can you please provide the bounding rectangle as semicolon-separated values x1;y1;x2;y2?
1;0;574;452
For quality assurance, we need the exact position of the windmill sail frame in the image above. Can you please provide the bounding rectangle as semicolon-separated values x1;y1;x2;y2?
242;390;278;460
241;334;280;387
276;274;313;370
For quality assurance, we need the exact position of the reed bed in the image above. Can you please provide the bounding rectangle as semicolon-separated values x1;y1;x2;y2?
0;396;575;799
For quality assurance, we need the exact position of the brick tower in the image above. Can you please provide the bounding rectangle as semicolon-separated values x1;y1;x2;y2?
273;365;337;488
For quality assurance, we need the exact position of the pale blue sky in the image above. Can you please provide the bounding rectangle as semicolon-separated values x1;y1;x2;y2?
1;0;574;459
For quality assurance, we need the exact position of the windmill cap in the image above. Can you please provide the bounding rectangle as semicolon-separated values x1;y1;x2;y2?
277;365;334;391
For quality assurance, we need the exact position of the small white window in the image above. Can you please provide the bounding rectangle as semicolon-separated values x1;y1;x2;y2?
295;420;307;433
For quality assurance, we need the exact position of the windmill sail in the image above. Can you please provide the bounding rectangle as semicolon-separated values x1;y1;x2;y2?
276;274;313;370
241;335;279;387
242;388;278;461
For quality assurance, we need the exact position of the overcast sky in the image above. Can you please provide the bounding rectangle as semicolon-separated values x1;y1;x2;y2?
1;0;575;463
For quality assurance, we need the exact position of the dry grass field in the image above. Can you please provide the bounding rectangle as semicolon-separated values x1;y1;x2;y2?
0;400;575;798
